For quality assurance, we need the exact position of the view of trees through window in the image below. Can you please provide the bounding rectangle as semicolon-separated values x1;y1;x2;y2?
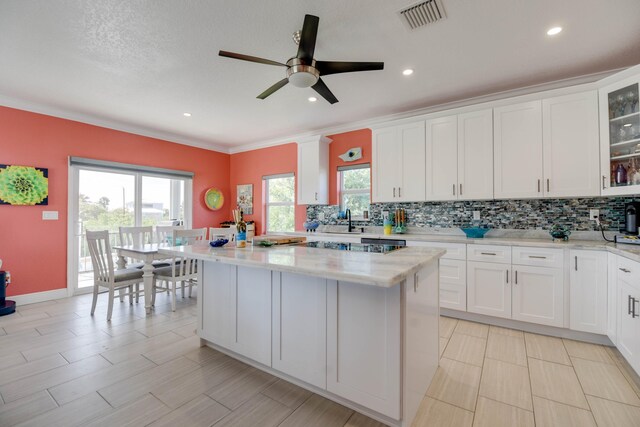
340;166;371;217
265;175;295;232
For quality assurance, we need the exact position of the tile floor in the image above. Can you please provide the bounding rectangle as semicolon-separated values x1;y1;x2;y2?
1;291;639;426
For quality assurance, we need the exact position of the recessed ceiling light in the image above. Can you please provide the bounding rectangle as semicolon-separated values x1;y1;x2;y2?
308;97;317;102
183;112;192;117
624;123;633;127
402;69;414;76
546;27;562;36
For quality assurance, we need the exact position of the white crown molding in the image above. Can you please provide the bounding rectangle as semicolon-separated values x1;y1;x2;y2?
0;94;230;154
229;66;625;154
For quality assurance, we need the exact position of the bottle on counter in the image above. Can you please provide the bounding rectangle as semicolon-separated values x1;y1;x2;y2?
236;209;247;248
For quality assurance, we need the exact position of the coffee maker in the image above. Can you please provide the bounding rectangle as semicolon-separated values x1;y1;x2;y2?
624;202;640;235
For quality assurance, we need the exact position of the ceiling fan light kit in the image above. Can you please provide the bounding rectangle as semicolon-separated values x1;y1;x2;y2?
219;14;384;104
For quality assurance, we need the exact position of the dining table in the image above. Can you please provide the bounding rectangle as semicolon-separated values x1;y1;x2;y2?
113;243;170;315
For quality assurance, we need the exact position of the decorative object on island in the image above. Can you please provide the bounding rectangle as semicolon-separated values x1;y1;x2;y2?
338;147;362;162
236;184;253;215
0;164;48;205
233;209;247;248
460;227;491;238
303;219;320;232
394;208;407;234
204;187;224;210
549;224;571;241
209;238;229;248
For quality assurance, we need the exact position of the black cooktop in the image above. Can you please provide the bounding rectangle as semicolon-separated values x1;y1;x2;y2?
301;241;404;254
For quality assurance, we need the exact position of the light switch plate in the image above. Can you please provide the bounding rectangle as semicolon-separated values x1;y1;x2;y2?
318;212;325;221
473;211;481;220
42;211;59;220
590;209;599;220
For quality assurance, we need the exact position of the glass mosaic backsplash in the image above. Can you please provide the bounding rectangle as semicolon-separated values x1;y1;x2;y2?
306;197;640;231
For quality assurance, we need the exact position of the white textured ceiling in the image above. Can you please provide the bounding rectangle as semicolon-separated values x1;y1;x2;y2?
1;0;639;152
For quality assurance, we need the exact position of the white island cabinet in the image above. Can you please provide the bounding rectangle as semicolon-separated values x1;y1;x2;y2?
165;242;443;427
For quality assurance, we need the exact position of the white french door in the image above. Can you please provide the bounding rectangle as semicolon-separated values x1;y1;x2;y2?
68;159;193;295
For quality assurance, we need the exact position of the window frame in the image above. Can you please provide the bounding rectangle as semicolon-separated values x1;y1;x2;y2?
339;164;371;219
264;173;295;233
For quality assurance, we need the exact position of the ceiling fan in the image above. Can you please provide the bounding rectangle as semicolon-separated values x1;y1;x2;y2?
219;14;384;104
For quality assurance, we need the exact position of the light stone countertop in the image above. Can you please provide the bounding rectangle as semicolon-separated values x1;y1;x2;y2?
158;242;445;288
287;229;640;263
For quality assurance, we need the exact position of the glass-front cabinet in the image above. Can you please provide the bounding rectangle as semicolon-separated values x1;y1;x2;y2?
600;74;640;195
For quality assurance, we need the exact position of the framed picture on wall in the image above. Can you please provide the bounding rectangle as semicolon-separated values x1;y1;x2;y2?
237;184;253;215
0;164;49;205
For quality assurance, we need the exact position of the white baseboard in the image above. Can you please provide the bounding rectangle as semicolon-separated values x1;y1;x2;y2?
9;288;70;306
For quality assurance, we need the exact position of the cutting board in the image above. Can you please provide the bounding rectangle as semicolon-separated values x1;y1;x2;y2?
252;235;306;245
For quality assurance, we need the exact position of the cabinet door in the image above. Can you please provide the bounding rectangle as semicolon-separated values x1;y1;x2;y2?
272;272;327;389
230;266;272;366
467;261;511;319
543;92;600;197
439;259;467;311
399;121;426;201
297;140;329;204
200;262;236;347
617;278;640;373
512;265;564;327
372;127;400;203
327;280;401;418
458;109;494;200
425;115;458;201
570;250;608;334
494;101;543;199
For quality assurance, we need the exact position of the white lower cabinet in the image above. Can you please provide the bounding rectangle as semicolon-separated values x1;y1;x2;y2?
439;259;467;311
327;280;401;419
200;262;236;347
272;272;327;389
467;261;511;319
616;256;640;374
570;250;608;334
511;265;563;327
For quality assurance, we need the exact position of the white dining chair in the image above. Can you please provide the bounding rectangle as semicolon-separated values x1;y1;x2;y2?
86;230;145;321
208;227;235;242
156;225;184;244
153;228;206;311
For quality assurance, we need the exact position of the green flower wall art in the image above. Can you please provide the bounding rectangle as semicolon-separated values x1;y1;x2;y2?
0;165;49;205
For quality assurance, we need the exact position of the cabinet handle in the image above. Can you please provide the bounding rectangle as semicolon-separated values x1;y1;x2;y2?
481;252;497;256
506;270;509;284
314;192;317;201
515;270;518;284
414;273;419;292
398;187;401;198
629;295;633;315
528;255;547;259
620;268;631;273
453;184;456;196
538;179;541;193
459;183;463;195
602;175;607;190
393;187;396;198
575;255;578;271
547;179;550;192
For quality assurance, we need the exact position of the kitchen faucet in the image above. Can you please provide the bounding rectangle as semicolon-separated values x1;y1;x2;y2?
346;209;355;232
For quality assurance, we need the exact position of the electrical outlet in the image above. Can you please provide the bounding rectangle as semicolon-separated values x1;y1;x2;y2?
382;210;390;221
318;212;325;221
473;211;481;220
590;209;599;220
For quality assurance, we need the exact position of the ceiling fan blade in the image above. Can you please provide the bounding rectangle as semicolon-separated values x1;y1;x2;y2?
219;50;286;67
311;78;338;104
296;15;319;62
257;78;289;99
316;61;384;76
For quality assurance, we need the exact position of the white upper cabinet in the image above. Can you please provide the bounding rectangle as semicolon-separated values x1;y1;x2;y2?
494;100;544;199
425;109;493;201
372;121;426;203
599;70;640;196
458;109;494;200
543;91;600;197
425;115;458;201
297;136;330;205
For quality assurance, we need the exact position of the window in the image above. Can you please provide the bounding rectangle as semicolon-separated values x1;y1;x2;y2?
339;164;371;218
264;174;295;232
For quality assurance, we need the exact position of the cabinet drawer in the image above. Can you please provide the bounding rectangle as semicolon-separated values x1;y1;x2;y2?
512;246;563;268
617;256;640;283
440;259;466;285
467;245;511;264
409;241;466;260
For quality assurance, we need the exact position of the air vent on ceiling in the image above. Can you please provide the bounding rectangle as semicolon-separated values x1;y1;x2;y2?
398;0;446;30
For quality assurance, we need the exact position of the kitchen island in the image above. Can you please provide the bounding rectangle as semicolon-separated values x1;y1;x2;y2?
159;242;444;427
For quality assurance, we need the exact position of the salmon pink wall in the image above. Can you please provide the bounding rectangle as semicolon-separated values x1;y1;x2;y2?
327;129;372;205
0;106;230;297
229;143;306;235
